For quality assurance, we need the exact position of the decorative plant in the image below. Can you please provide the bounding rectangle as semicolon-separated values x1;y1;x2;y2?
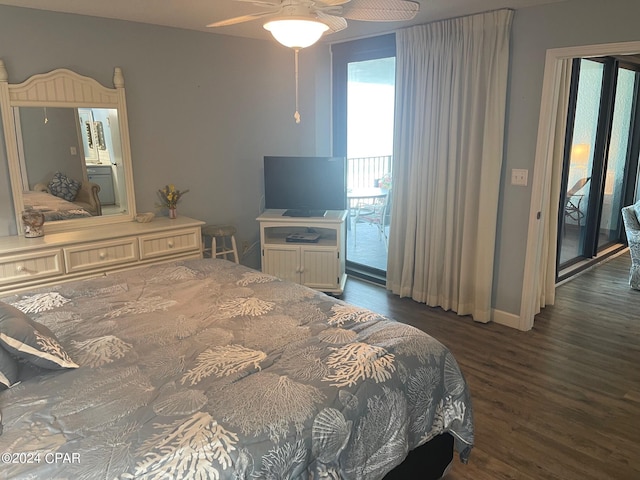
158;184;189;209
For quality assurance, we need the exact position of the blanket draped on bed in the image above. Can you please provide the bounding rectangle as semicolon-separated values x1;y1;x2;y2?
0;259;474;480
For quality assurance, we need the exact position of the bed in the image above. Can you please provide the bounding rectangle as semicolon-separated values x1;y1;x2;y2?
0;258;474;479
22;190;93;222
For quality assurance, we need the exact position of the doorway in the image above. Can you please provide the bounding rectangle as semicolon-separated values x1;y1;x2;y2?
557;56;640;280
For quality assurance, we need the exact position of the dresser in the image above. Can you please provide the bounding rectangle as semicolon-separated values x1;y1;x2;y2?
0;216;204;295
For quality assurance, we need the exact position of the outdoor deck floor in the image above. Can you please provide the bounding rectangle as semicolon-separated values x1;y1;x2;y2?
346;216;389;271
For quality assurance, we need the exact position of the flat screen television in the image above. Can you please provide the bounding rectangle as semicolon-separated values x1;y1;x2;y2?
264;156;347;217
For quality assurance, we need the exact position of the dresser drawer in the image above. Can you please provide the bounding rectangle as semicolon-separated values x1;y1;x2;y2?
139;228;201;260
0;249;64;287
64;238;138;273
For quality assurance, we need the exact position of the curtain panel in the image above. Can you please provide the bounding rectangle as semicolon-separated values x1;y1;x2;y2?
387;9;513;322
536;59;573;311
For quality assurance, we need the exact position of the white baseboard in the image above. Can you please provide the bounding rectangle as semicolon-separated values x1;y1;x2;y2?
492;308;523;330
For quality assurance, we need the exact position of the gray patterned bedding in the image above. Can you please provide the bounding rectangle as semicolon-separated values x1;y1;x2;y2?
22;190;92;221
0;259;474;479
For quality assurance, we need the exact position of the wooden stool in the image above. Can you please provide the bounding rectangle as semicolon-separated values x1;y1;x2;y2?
202;224;239;263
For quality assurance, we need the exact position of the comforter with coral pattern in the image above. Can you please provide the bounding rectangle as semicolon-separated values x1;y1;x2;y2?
0;259;473;479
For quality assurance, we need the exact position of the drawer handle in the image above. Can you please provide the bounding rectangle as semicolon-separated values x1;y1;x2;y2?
99;251;107;259
167;241;175;248
16;264;25;273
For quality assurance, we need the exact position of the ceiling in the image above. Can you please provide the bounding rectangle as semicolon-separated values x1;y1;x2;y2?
0;0;567;44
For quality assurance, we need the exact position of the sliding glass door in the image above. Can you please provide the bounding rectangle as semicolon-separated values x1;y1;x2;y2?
332;35;396;282
558;57;640;277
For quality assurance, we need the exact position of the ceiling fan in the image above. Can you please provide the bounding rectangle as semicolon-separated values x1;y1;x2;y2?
207;0;420;48
208;0;419;123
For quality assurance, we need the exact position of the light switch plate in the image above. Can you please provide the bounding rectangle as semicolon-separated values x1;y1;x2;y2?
511;168;528;186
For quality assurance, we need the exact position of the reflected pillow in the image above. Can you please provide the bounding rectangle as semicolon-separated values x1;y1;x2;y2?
48;172;81;201
0;346;18;389
0;301;78;370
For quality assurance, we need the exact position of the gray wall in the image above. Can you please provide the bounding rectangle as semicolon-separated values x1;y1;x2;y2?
21;107;83;188
2;0;640;318
0;5;330;269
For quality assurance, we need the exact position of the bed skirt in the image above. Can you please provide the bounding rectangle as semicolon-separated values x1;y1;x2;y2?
383;433;455;480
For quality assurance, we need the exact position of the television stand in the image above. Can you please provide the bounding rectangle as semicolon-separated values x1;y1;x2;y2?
283;209;327;218
257;209;347;294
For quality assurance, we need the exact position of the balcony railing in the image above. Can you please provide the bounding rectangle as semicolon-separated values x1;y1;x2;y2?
347;155;392;190
346;156;392;269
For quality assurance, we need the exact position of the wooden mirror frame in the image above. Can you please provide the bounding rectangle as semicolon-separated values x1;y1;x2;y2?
0;59;137;235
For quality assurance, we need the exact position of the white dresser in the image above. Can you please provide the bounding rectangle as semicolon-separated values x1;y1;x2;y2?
0;216;204;295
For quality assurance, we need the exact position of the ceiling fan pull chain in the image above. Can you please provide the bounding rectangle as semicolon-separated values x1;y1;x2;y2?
294;48;301;124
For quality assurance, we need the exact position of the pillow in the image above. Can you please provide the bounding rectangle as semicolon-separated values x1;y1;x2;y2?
0;301;78;370
48;172;81;201
0;346;18;389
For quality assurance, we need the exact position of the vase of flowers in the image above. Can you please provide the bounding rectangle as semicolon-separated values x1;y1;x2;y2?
158;184;188;218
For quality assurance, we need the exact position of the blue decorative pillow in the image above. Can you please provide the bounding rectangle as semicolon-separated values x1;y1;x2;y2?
0;301;78;371
48;172;81;201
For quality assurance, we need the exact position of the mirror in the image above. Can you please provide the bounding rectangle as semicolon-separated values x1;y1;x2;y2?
15;107;130;221
0;61;137;235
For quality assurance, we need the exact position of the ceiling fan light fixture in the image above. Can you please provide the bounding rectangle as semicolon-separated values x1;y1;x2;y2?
264;17;329;49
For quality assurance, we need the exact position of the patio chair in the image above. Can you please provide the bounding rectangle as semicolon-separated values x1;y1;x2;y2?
564;176;590;226
621;202;640;290
353;194;388;246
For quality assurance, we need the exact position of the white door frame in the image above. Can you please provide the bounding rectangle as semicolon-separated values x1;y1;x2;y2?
520;40;640;331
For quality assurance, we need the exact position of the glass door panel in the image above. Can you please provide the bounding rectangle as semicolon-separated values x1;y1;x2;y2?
345;57;395;273
332;34;395;281
599;67;635;248
559;60;603;265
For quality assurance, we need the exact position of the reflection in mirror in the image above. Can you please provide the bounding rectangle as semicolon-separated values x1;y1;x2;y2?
0;62;137;235
15;107;129;222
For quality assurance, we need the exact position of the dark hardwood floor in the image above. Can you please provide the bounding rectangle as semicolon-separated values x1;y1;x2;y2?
341;251;640;480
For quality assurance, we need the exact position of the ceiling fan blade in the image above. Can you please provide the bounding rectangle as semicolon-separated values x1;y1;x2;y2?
206;10;277;28
316;13;348;33
342;0;419;22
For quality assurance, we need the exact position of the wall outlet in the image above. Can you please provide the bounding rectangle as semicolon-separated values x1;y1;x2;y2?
511;168;528;186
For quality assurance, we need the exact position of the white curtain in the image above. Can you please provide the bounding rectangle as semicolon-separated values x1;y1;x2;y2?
535;59;573;311
387;9;513;322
